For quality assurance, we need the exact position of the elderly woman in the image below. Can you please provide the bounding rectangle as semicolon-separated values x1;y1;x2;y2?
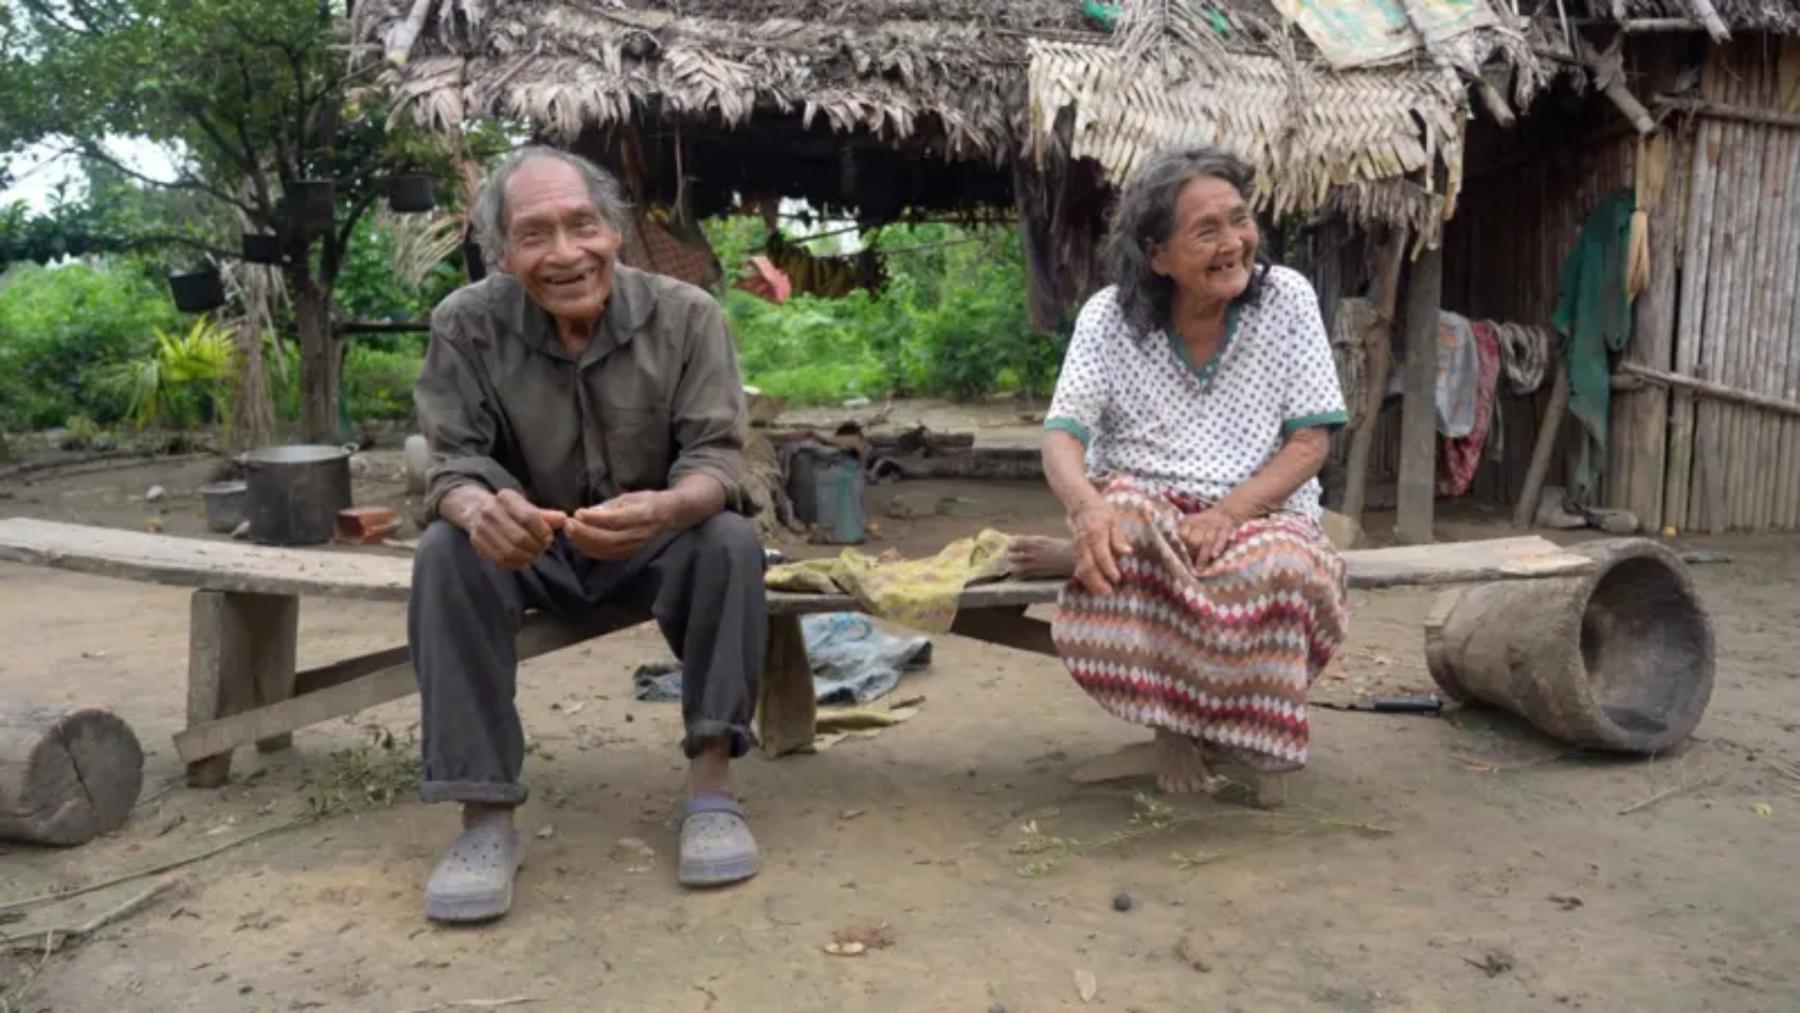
1019;147;1351;793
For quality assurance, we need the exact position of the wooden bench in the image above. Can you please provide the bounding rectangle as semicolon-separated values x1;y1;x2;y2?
0;517;1596;787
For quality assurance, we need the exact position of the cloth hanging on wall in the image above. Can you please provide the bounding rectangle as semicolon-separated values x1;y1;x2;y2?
1438;320;1501;496
1553;189;1636;500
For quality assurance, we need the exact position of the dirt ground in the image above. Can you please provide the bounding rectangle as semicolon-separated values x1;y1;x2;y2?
1;435;1797;1012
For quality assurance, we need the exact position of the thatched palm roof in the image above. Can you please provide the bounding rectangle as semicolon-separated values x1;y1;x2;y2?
349;0;1788;231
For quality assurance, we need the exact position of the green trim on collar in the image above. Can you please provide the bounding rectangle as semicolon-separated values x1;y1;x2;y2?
1044;416;1092;448
1168;302;1241;391
1282;409;1350;433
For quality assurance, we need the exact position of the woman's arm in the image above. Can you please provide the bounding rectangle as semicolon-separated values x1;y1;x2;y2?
1043;429;1133;595
1216;426;1331;521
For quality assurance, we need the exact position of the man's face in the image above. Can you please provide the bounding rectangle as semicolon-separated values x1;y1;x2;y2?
497;158;622;325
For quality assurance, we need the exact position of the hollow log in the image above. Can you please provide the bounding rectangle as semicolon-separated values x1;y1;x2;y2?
1424;539;1713;753
0;706;144;846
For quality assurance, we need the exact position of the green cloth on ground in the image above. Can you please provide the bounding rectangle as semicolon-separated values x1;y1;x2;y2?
1552;189;1635;499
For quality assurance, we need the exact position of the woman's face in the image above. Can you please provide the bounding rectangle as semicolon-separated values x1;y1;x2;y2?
1148;175;1259;306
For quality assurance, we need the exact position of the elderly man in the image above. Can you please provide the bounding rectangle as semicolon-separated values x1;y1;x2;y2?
409;147;765;923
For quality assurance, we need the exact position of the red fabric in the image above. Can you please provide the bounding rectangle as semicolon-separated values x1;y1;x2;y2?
733;255;792;304
1438;321;1501;496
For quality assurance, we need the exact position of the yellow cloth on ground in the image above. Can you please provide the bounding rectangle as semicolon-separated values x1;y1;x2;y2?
764;529;1014;633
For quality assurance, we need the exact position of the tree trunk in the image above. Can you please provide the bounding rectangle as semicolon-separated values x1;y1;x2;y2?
227;264;277;453
294;275;340;445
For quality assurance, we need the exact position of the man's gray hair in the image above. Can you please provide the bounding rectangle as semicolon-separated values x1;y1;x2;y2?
470;146;630;267
1102;146;1268;337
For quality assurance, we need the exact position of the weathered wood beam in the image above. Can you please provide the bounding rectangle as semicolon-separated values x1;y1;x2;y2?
1657;96;1800;131
1396;241;1443;545
1616;362;1800;419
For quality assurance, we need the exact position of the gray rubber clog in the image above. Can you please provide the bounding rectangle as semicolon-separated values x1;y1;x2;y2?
424;820;525;923
678;796;759;888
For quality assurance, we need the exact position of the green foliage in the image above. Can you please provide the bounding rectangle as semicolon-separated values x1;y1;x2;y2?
0;260;179;428
343;343;424;421
101;315;235;429
334;215;464;331
710;221;1064;405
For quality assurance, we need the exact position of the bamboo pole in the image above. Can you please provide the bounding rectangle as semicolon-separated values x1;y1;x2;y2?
1721;88;1760;530
1665;115;1717;533
1693;109;1740;533
1771;102;1800;529
1514;359;1571;529
1614;366;1800;417
1750;126;1794;529
1617;131;1685;532
1341;228;1408;528
1684;0;1733;43
1397;242;1443;544
1657;97;1800;130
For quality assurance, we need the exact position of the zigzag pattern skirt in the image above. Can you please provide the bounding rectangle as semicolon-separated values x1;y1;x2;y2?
1052;478;1350;773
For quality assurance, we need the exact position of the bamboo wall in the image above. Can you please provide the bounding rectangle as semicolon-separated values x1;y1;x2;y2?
1617;38;1800;534
1409;36;1800;533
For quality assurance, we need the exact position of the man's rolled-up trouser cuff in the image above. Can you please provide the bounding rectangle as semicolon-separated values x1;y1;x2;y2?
420;779;529;806
683;721;755;761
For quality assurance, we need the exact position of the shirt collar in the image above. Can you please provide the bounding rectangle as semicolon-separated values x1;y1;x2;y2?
505;264;647;361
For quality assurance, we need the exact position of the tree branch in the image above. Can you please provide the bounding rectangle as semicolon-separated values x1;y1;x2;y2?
73;141;264;221
328;184;382;280
20;0;102;37
183;105;275;222
127;233;239;261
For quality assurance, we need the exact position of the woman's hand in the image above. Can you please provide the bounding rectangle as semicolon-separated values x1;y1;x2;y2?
1069;500;1133;595
1178;504;1244;567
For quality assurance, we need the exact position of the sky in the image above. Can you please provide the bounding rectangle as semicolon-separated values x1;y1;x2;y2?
2;137;181;212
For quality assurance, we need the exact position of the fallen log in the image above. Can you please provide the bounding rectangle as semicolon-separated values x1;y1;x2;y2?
0;706;144;846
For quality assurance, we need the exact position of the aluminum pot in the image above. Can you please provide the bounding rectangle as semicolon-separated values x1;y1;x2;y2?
199;480;248;533
241;444;353;546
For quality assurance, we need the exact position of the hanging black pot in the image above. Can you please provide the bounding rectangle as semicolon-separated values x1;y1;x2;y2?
389;174;436;213
288;179;336;237
242;232;283;265
168;269;226;313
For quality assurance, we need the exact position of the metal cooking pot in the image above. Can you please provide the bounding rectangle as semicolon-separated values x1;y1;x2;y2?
240;444;354;546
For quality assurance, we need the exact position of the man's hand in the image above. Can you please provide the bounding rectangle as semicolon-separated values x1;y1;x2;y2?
1069;500;1133;596
1178;504;1243;568
566;490;671;561
448;487;567;571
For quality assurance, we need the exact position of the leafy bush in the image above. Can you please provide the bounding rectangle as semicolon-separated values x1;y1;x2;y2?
711;221;1064;406
101;315;235;429
0;260;179;428
343;343;423;421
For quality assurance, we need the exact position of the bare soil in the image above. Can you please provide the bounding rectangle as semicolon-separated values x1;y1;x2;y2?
1;432;1797;1012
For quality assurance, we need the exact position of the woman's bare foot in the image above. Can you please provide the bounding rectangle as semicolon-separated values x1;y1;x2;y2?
1006;534;1077;579
1153;728;1221;795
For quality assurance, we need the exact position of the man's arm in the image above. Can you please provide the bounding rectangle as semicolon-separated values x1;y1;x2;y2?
663;297;750;516
415;308;562;569
414;308;528;520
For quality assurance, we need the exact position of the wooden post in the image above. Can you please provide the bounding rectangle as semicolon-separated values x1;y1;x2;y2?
1396;241;1443;545
185;590;298;787
755;614;816;758
1341;227;1408;529
1514;359;1571;528
1610;131;1685;532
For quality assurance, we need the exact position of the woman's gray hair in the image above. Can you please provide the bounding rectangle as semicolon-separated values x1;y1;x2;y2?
470;146;629;268
1102;146;1268;337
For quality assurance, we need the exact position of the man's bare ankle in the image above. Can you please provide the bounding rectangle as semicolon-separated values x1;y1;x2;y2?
462;802;515;829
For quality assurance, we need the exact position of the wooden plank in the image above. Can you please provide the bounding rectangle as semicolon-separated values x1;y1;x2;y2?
755;614;816;758
1665;117;1715;533
173;606;641;767
184;591;296;787
1396;242;1444;544
0;517;416;603
950;605;1057;656
1341;536;1593;587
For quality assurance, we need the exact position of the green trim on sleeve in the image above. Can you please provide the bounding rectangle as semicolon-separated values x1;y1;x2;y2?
1044;416;1092;448
1282;409;1350;433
